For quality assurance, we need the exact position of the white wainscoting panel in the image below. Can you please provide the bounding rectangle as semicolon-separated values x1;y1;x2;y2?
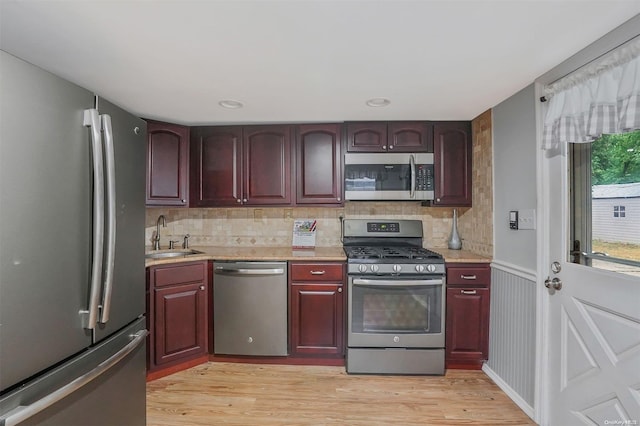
486;262;537;415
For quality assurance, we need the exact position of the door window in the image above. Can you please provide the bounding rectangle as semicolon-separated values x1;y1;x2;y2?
570;130;640;276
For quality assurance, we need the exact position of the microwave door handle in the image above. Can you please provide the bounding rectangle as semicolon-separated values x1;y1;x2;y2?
410;154;416;198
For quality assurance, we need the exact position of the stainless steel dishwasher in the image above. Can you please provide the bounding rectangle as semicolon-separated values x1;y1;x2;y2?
213;261;288;356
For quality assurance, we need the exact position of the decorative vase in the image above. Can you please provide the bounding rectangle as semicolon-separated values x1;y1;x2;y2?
448;208;462;250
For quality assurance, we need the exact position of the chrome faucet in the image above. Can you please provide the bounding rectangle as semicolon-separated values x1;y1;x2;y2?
153;215;166;250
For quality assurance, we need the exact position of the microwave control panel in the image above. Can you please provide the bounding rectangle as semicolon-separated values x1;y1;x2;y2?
416;164;434;191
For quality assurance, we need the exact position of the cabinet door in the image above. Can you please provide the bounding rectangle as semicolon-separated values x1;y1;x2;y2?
388;122;433;152
433;122;472;206
346;122;388;152
445;286;489;367
190;126;243;206
243;125;292;205
295;124;343;205
290;283;344;357
146;120;189;206
154;281;207;366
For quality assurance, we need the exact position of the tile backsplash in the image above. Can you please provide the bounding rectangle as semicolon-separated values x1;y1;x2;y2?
145;110;494;257
145;201;490;257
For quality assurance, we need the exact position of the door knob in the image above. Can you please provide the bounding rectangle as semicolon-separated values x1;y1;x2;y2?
544;277;562;291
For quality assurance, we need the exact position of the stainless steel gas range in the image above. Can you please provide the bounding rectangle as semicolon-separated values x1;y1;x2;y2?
343;219;445;375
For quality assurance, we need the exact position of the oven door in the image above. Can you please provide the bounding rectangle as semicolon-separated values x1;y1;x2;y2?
347;276;445;348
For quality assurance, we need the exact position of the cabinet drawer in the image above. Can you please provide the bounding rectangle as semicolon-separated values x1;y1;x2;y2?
153;262;205;287
446;265;490;286
290;263;344;281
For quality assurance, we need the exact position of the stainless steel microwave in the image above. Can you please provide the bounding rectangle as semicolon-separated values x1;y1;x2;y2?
344;153;434;201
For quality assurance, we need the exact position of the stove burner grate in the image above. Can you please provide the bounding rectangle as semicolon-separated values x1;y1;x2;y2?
344;246;443;261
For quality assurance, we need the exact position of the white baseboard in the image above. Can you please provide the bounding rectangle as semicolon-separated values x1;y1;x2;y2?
482;363;536;422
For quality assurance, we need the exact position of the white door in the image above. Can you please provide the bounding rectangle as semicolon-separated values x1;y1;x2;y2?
542;141;640;425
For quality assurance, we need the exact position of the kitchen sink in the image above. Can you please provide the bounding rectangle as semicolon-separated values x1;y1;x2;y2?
145;249;204;259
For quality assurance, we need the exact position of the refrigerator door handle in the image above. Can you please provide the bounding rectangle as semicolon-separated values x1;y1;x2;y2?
81;108;104;330
99;114;116;324
0;330;148;426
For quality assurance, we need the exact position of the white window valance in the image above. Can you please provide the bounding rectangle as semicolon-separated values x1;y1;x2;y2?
542;38;640;150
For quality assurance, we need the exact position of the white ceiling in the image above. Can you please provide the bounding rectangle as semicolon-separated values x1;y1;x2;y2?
1;1;639;125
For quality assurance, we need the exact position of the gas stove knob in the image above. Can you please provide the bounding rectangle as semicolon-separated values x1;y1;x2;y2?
358;264;368;273
415;264;426;273
426;264;436;273
370;264;379;273
392;264;402;273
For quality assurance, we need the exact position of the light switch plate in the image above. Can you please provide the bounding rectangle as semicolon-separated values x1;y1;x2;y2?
518;209;536;230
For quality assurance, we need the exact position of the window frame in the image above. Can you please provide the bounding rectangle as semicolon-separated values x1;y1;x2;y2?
569;142;640;271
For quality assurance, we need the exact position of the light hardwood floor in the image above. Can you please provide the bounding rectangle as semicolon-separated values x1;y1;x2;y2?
146;362;535;425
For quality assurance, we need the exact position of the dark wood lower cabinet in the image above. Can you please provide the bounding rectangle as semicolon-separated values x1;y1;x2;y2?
145;259;492;374
289;262;345;359
445;263;491;370
148;261;209;375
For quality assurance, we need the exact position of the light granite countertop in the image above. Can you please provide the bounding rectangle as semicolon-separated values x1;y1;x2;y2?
145;246;347;267
145;245;491;267
432;248;492;263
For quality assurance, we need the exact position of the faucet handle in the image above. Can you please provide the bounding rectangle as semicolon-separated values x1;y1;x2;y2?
168;240;180;250
182;234;190;249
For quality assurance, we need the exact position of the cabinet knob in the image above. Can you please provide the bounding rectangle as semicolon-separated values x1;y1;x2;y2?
337;197;341;201
388;145;394;150
181;199;186;203
436;198;441;202
236;199;242;203
382;145;387;150
243;198;248;203
200;285;205;291
338;287;342;293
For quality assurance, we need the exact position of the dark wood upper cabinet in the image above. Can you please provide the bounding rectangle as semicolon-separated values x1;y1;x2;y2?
243;125;292;205
346;122;432;152
190;126;243;207
190;125;292;206
146;120;189;206
295;124;343;205
346;122;387;152
433;121;472;206
388;122;433;152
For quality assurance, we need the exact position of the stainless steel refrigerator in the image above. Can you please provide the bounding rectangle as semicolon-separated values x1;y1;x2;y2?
0;51;147;425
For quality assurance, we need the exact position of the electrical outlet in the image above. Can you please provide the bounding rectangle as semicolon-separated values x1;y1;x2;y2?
253;209;263;222
284;209;293;219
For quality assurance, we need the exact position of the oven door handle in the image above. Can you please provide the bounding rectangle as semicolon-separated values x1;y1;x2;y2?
352;278;443;287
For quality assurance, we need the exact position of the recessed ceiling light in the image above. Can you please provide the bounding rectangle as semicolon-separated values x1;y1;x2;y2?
366;98;391;107
219;100;244;109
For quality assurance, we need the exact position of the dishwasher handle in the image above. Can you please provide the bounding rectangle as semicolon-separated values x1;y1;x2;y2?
214;267;285;276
